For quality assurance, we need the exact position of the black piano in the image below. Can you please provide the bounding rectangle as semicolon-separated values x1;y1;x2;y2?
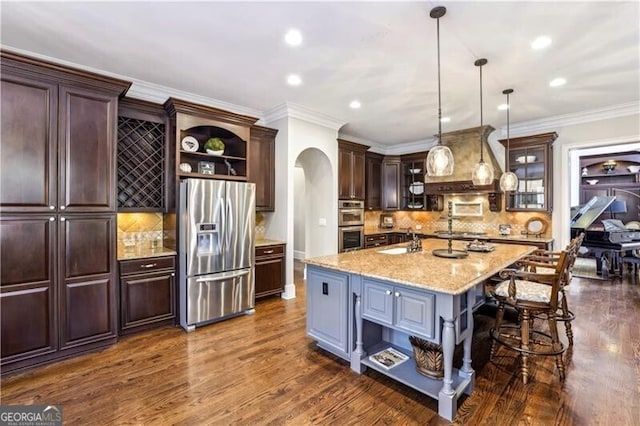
571;196;640;277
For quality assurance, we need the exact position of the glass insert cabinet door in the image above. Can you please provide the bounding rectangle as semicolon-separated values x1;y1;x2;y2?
499;132;557;213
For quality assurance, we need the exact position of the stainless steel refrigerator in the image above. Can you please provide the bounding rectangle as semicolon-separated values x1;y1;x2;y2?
179;178;255;331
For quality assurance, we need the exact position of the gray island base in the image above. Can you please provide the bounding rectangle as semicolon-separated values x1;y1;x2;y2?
304;239;536;421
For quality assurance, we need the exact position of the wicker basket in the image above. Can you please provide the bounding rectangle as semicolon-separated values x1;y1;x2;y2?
409;336;444;379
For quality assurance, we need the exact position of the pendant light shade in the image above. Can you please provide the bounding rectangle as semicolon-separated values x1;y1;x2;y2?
426;6;454;177
499;88;519;191
471;58;494;186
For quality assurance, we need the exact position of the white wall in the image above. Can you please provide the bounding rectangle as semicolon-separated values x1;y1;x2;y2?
293;166;306;259
262;113;340;299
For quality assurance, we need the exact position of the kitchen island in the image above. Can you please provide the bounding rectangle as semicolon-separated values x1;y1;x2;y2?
304;239;537;421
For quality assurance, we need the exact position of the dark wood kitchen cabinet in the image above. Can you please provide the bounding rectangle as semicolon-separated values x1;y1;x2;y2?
117;98;169;212
381;156;401;210
255;244;286;299
164;98;259;181
338;140;369;200
249;125;278;212
365;152;384;210
119;256;176;335
0;51;128;374
499;132;556;213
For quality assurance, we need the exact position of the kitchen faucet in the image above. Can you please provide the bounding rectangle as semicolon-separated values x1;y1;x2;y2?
406;228;422;253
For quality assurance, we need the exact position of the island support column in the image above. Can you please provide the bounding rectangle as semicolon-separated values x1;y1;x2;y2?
438;316;457;419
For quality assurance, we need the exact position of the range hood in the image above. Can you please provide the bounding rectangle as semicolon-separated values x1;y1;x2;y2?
425;125;502;194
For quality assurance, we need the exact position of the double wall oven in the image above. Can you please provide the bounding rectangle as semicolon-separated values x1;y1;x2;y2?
338;200;364;252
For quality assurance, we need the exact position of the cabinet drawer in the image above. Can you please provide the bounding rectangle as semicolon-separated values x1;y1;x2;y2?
365;234;387;243
365;234;388;248
256;244;284;258
120;256;175;275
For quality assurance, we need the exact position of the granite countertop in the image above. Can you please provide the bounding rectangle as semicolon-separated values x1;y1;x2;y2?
364;228;553;244
256;238;286;247
304;239;537;295
118;246;177;261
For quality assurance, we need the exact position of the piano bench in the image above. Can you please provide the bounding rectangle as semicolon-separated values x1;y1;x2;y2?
622;254;640;278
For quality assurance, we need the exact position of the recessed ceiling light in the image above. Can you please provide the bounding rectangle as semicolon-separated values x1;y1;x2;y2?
497;103;509;111
349;100;361;109
531;36;552;50
549;77;566;87
440;117;450;123
284;29;302;46
287;74;302;86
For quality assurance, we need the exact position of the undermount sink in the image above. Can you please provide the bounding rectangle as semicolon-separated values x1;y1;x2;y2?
377;247;408;255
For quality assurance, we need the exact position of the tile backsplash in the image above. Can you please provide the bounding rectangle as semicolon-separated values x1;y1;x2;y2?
117;213;165;252
365;195;552;236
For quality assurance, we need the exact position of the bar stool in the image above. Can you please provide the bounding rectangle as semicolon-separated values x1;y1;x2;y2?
490;249;572;384
515;233;584;345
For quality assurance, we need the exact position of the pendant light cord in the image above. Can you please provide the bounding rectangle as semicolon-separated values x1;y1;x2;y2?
436;16;442;144
506;91;510;150
479;62;484;162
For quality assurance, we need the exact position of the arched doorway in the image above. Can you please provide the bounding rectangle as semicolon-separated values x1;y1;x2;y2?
293;148;335;261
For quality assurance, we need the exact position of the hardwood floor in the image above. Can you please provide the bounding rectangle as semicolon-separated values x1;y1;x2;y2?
1;261;639;425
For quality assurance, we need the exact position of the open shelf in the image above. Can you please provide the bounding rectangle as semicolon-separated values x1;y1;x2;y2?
362;340;468;400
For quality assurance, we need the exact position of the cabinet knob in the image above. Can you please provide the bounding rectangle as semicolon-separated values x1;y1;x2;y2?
49;205;55;210
263;250;274;254
171;273;175;277
394;292;400;297
385;290;392;295
60;217;66;222
141;263;157;269
49;217;55;222
60;205;66;210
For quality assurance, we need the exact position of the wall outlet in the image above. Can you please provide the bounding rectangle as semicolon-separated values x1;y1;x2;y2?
415;224;422;230
319;218;327;226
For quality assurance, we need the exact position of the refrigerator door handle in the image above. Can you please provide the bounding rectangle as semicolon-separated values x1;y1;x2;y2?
195;270;249;282
226;196;233;252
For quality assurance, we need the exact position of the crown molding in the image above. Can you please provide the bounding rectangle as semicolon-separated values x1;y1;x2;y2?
128;80;263;118
507;101;640;135
262;103;346;131
1;45;264;119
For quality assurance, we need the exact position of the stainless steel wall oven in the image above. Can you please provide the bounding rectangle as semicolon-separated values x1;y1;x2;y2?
338;200;364;252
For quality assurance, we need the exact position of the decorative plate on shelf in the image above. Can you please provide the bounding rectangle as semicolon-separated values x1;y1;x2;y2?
409;168;422;174
181;136;199;152
409;182;424;195
515;155;536;164
407;203;423;209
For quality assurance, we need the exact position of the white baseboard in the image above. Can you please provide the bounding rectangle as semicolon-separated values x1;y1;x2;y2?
294;250;305;260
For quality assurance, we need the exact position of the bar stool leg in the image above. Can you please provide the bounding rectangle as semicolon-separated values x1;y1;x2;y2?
560;289;574;346
490;303;505;360
548;314;565;381
520;309;531;385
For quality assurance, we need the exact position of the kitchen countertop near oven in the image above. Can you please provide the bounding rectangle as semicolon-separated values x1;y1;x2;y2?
256;238;286;247
117;246;177;261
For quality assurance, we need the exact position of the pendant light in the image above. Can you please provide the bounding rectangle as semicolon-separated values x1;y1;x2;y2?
426;6;454;177
471;58;494;186
499;89;519;191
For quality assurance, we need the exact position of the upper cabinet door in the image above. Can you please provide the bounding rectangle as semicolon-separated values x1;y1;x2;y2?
58;86;117;212
249;125;277;212
0;74;58;213
352;150;366;200
338;140;369;200
499;132;556;213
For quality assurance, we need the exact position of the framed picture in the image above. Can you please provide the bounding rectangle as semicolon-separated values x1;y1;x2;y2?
452;201;483;217
198;161;215;175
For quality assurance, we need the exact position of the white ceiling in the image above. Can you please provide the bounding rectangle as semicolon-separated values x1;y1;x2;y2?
2;1;639;147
